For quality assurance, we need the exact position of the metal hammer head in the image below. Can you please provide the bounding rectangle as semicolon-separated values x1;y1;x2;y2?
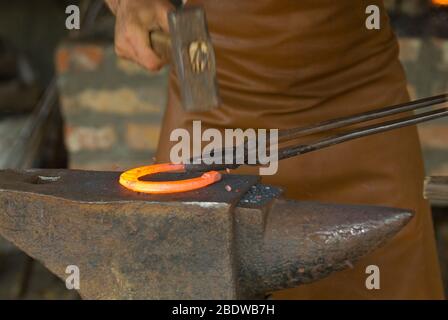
151;7;220;112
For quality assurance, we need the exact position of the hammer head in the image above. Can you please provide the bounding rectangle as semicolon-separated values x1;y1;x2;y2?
168;7;220;112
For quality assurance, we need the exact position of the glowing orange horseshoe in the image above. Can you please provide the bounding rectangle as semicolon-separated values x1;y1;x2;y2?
119;163;222;194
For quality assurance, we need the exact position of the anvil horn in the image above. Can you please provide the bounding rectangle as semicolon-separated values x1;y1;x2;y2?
235;198;412;298
0;169;412;299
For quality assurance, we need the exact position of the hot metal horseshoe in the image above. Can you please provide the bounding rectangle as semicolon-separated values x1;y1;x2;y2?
119;163;222;194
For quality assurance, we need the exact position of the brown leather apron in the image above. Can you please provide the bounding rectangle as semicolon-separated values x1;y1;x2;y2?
156;0;445;299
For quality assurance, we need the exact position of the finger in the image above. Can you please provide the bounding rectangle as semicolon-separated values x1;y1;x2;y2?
114;31;135;61
115;21;161;71
131;21;164;71
114;15;137;60
154;0;174;32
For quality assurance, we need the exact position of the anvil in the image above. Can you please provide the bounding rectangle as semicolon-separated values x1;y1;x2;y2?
0;169;412;299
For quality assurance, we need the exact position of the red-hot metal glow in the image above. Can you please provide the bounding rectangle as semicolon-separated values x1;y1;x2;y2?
432;0;448;6
119;163;222;194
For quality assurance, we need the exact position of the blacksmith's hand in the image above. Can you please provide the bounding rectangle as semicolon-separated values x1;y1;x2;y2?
106;0;174;71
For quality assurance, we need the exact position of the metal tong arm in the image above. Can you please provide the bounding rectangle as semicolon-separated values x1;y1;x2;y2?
278;107;448;160
278;94;448;142
185;94;448;172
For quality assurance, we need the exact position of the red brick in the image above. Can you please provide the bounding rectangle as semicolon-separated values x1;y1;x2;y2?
63;88;163;115
72;45;105;71
65;125;116;152
126;123;161;151
70;160;155;171
407;84;417;101
56;48;70;73
430;163;448;176
398;38;421;63
70;161;127;171
419;125;448;150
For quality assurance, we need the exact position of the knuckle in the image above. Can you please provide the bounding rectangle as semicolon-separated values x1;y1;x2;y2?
146;61;162;72
114;36;133;58
146;64;158;72
114;43;126;57
123;30;134;43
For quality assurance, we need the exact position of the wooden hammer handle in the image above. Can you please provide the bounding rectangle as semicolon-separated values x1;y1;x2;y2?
149;30;172;63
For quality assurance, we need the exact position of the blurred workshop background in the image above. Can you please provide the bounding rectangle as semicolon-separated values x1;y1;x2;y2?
0;0;447;299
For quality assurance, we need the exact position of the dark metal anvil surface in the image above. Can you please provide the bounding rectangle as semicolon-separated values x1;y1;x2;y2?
0;169;412;299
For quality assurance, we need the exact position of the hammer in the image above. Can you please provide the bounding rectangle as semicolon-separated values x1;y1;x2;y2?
149;6;220;112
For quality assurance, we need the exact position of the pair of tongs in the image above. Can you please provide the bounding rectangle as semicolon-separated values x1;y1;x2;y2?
120;94;448;194
185;94;448;172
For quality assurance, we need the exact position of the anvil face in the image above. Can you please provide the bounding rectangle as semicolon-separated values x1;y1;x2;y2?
0;170;412;299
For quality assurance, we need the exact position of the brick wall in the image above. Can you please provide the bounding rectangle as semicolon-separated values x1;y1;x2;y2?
56;40;168;171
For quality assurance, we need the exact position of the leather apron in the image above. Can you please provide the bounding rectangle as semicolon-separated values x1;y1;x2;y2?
156;0;445;299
